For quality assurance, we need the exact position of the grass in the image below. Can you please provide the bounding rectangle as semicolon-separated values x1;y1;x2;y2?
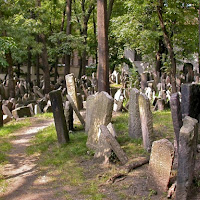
34;112;53;119
25;109;174;199
0;119;31;164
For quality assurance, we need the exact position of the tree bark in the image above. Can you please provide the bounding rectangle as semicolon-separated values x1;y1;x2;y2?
64;0;72;76
27;46;32;84
107;0;114;27
198;0;200;73
40;34;51;94
157;0;177;93
93;9;98;67
97;0;109;93
54;58;58;84
5;51;15;98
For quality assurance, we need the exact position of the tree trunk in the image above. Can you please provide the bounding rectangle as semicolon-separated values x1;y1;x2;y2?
17;63;21;78
54;58;58;84
40;34;51;94
198;0;200;73
107;0;114;27
27;46;32;84
5;51;15;98
93;9;98;67
64;0;72;76
97;0;110;93
157;0;176;93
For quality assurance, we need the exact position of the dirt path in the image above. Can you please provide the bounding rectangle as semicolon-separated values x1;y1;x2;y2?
0;118;61;200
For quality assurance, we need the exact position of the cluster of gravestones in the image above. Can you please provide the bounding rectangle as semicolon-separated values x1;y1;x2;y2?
0;80;53;127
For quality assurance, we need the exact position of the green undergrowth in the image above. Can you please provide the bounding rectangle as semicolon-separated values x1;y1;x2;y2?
35;112;53;119
0;119;31;164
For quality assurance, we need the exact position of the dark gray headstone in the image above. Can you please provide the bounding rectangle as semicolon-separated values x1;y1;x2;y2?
12;106;32;119
176;116;198;200
170;93;183;151
49;90;69;144
128;88;142;139
181;84;200;119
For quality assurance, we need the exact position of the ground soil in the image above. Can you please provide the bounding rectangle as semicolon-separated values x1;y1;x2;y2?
0;117;200;200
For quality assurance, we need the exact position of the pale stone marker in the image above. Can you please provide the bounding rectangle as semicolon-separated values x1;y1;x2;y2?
65;74;79;110
138;93;153;152
176;116;198;200
2;105;12;118
128;88;142;139
85;95;95;133
86;92;113;150
148;139;174;193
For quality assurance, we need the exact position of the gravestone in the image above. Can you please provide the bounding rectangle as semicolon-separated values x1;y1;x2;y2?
34;104;42;115
176;116;198;200
85;95;95;133
170;93;183;152
148;139;174;193
95;125;128;165
181;84;200;119
0;101;3;127
49;90;69;144
86;92;114;150
139;93;153;152
157;99;165;111
64;101;73;131
128;88;142;139
12;106;32;119
2;105;13;118
141;73;148;91
65;74;79;110
113;89;123;112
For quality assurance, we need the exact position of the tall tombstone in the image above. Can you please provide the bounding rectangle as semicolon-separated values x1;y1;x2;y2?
86;92;114;150
128;88;142;139
65;74;79;110
85;95;95;133
139;93;153;152
181;84;200;119
141;73;148;91
0;101;3;127
49;90;69;144
170;93;183;152
176;116;198;200
148;139;174;193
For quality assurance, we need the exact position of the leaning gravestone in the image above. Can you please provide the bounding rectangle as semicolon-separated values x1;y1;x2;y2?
138;93;153;152
148;139;174;193
12;106;32;119
128;88;142;139
176;116;198;200
2;105;13;118
95;125;128;165
49;90;69;144
65;74;79;110
0;101;3;127
86;92;114;150
64;101;73;131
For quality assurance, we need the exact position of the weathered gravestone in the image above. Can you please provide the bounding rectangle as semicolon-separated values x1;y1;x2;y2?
49;90;69;144
170;93;183;153
141;73;148;91
128;88;142;139
175;116;198;200
139;93;153;152
2;105;13;118
95;125;128;165
85;95;95;133
34;104;42;115
148;139;174;193
113;89;123;112
65;74;79;110
12;106;32;119
181;84;200;119
64;101;73;131
157;99;165;111
66;95;85;127
86;92;114;150
0;101;3;127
